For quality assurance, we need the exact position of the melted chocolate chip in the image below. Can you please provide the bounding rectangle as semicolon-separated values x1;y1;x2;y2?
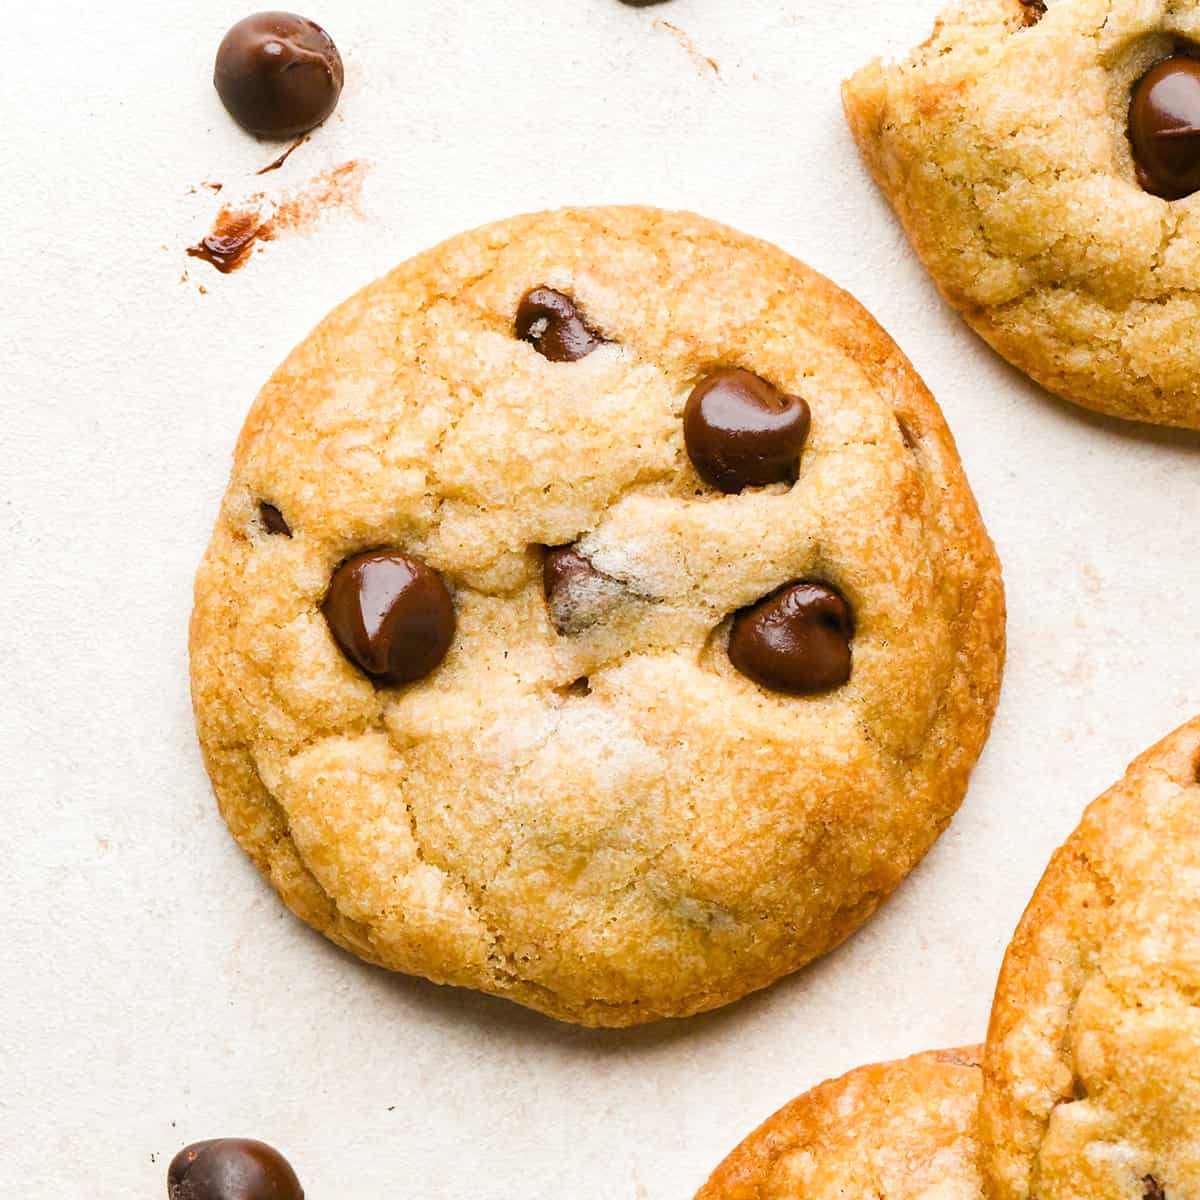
542;545;624;635
259;502;292;537
1144;1179;1166;1200
544;546;602;601
897;417;918;450
167;1139;303;1200
214;12;344;138
323;550;455;685
515;289;603;362
684;368;811;494
1130;55;1200;200
728;582;854;695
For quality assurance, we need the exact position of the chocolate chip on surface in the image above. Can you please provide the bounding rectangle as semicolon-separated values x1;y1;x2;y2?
543;545;626;635
214;12;344;138
684;368;811;494
728;582;854;695
167;1138;303;1200
515;288;604;362
258;501;292;537
323;550;455;685
1129;55;1200;200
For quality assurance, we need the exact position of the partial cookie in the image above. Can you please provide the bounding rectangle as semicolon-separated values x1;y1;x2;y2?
695;1047;986;1199
982;717;1200;1199
190;206;1004;1027
844;0;1200;429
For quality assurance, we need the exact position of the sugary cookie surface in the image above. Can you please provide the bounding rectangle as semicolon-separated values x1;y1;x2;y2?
843;0;1200;429
189;206;1004;1026
982;717;1200;1199
695;1047;986;1199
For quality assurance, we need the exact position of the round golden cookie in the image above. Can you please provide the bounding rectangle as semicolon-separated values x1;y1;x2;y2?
189;206;1005;1027
982;717;1200;1199
695;1047;986;1199
843;0;1200;429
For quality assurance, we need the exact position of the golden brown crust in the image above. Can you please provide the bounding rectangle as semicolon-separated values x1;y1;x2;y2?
981;717;1200;1199
190;206;1004;1026
696;1047;986;1200
843;0;1200;429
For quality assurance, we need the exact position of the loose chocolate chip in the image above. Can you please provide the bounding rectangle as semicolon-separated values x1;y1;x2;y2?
259;501;292;537
543;545;625;635
167;1139;303;1200
515;288;603;362
214;12;344;138
1143;1178;1166;1200
728;582;854;695
323;550;455;685
1129;55;1200;200
684;368;811;494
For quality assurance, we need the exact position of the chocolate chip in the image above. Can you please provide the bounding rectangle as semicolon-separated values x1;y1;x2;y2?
167;1139;303;1200
896;417;918;450
619;0;673;5
1018;0;1046;25
1144;1178;1166;1200
323;550;455;685
728;582;854;695
557;676;592;697
1129;55;1200;200
683;368;811;494
259;502;292;537
214;12;344;138
543;545;625;635
515;289;603;362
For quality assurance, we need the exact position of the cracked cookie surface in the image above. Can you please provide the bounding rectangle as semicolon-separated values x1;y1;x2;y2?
189;206;1004;1027
844;0;1200;429
982;717;1200;1199
695;1047;986;1199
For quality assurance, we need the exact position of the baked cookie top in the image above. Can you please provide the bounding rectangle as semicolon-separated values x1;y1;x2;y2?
844;0;1200;429
695;1047;986;1200
982;717;1200;1199
189;206;1004;1027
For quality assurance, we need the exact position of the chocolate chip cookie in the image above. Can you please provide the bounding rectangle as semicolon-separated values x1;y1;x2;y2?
189;206;1005;1026
696;1048;986;1199
844;0;1200;429
981;717;1200;1199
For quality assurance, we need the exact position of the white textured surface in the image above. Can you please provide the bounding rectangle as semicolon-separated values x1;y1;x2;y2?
3;1;1199;1196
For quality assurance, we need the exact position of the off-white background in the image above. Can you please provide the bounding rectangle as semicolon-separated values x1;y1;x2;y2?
3;1;1198;1195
